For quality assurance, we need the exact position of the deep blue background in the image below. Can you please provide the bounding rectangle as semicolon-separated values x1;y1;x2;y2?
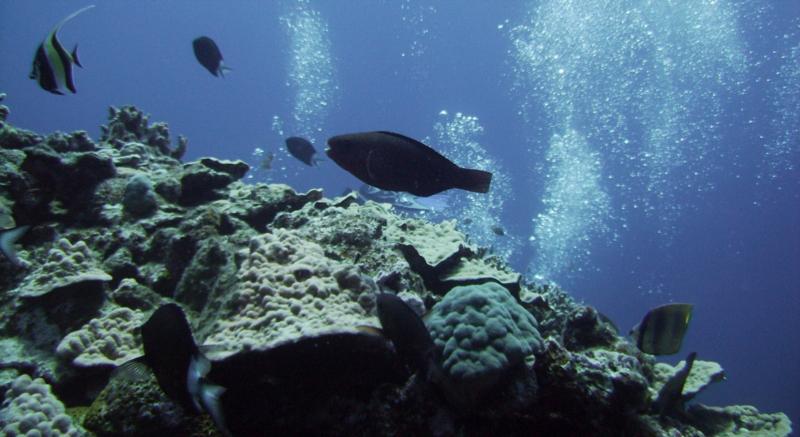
1;1;798;428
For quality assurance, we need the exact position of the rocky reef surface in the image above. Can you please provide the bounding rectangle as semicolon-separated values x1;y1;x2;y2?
0;92;792;436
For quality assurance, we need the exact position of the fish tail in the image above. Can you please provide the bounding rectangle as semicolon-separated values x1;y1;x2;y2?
201;383;232;437
0;225;30;267
455;168;492;193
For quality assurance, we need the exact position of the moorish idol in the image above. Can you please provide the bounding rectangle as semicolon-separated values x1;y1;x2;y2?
30;5;95;95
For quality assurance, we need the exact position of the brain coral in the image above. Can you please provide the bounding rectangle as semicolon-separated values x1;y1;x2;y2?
17;238;111;298
205;228;377;355
426;282;543;380
0;374;85;436
56;306;144;367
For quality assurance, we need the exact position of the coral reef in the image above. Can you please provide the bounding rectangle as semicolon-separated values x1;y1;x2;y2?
0;96;792;436
0;375;86;436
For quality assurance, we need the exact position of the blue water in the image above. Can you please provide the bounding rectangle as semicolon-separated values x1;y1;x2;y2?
1;0;798;427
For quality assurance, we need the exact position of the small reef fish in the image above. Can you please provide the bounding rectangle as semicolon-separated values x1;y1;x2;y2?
29;5;95;95
192;36;231;77
0;225;30;267
630;303;693;356
375;293;440;381
357;184;434;212
133;304;231;436
285;136;321;166
326;131;492;197
652;351;697;417
260;151;275;171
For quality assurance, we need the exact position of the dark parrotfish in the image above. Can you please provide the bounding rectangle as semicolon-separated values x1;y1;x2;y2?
140;303;231;436
630;303;693;356
285;136;321;166
29;5;94;95
193;36;231;77
0;225;30;267
326;131;492;197
375;293;439;380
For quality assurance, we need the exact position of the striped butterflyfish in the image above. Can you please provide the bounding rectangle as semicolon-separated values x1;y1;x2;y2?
629;303;693;356
29;5;95;95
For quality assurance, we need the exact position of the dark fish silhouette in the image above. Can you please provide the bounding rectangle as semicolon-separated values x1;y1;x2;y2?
375;293;438;379
630;303;693;355
138;304;230;435
0;225;30;267
193;36;231;77
285;136;320;166
30;5;94;95
326;131;492;197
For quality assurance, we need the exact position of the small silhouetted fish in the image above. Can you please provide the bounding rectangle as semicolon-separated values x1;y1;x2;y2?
326;131;492;197
491;225;505;236
286;136;321;166
0;225;30;267
30;5;94;95
630;303;693;355
193;36;231;77
375;293;438;379
260;152;275;170
139;303;230;436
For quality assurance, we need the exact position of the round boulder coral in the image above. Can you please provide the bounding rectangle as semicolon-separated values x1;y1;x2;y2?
427;282;543;381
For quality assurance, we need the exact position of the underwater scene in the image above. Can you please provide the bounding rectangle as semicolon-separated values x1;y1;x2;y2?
0;1;798;436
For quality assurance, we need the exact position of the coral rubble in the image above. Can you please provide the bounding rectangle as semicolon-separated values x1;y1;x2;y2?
0;96;792;436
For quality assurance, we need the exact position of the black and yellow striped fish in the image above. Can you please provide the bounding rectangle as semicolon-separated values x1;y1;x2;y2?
630;303;693;355
29;5;94;95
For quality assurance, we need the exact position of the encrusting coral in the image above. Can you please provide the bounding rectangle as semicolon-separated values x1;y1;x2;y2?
0;374;86;436
0;95;792;436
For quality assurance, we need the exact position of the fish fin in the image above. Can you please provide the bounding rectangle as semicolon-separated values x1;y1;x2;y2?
455;168;492;193
356;325;384;337
112;356;151;382
51;5;96;36
201;383;231;437
0;225;30;267
72;44;82;68
218;64;232;78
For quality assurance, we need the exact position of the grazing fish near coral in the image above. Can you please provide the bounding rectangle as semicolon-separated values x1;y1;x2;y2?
29;5;94;95
630;303;693;356
0;225;30;267
285;136;321;166
357;184;444;212
192;36;231;77
326;131;492;197
139;304;230;436
375;293;439;380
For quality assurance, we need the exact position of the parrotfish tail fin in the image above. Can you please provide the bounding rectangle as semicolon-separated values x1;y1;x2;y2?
72;44;82;68
456;168;492;194
0;225;31;267
201;383;231;437
52;5;96;36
